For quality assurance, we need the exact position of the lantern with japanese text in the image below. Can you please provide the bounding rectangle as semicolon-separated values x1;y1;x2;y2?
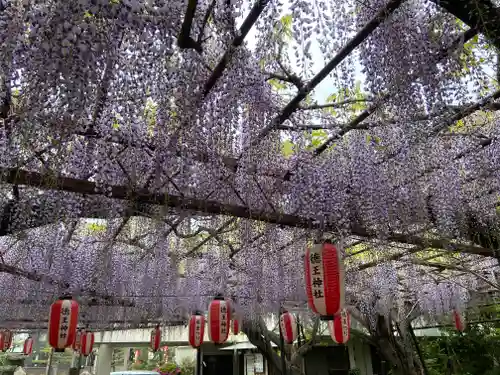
72;328;84;351
81;332;94;356
23;336;34;356
48;297;79;352
208;295;231;344
231;319;240;335
150;325;161;352
453;310;466;332
188;311;205;348
1;330;12;352
279;310;297;344
328;309;351;344
304;242;345;318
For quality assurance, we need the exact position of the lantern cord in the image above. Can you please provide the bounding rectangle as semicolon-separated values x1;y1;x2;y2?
45;347;54;375
196;348;202;375
314;216;325;244
296;315;302;347
77;353;82;375
278;311;287;375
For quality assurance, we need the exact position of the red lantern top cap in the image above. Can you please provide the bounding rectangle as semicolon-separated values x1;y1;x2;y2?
193;310;203;315
58;295;73;300
213;294;224;300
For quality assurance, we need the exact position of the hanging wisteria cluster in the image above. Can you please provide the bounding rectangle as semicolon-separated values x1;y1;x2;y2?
1;0;500;332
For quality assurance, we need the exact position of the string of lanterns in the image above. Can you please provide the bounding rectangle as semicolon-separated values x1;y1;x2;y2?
0;242;467;358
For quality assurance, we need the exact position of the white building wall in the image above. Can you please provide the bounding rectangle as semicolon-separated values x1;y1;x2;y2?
348;339;373;375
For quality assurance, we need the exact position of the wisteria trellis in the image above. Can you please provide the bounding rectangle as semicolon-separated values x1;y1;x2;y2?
0;0;500;334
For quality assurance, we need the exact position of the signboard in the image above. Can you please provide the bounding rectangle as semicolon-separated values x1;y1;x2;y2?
245;354;255;375
254;354;264;373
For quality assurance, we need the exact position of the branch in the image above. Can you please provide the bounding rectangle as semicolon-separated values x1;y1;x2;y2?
266;72;303;89
275;59;305;90
182;218;237;257
197;0;216;45
290;317;320;365
431;0;500;50
252;0;404;146
0;262;134;307
299;98;373;111
202;0;270;97
88;28;124;133
242;317;283;374
347;305;370;329
412;259;500;291
0;167;495;257
352;246;424;271
278;100;500;132
0;76;11;120
311;27;478;157
177;0;202;53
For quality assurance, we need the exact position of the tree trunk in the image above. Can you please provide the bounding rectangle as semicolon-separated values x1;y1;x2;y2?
241;317;318;375
370;315;425;375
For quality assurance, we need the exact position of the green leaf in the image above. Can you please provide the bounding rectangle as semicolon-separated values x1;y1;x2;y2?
272;14;293;42
86;222;107;233
304;129;329;151
268;79;287;91
112;118;120;130
449;119;465;133
279;14;293;40
281;139;295;158
326;93;337;103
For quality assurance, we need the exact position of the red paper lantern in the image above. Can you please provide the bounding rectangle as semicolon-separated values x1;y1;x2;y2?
304;243;345;318
328;309;351;344
150;325;161;352
23;336;33;356
188;312;205;348
0;334;6;353
72;329;84;351
453;310;466;332
48;297;79;352
1;330;12;352
208;295;231;344
80;332;94;356
134;350;141;363
231;319;240;335
279;311;297;344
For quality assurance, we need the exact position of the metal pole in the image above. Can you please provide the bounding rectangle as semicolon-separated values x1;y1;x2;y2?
278;315;287;375
408;322;429;375
77;354;82;375
45;348;54;375
196;347;202;375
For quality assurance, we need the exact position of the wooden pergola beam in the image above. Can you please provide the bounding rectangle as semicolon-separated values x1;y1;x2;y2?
0;167;493;257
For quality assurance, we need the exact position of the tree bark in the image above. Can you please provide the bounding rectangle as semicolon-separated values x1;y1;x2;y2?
241;317;319;375
370;315;424;375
